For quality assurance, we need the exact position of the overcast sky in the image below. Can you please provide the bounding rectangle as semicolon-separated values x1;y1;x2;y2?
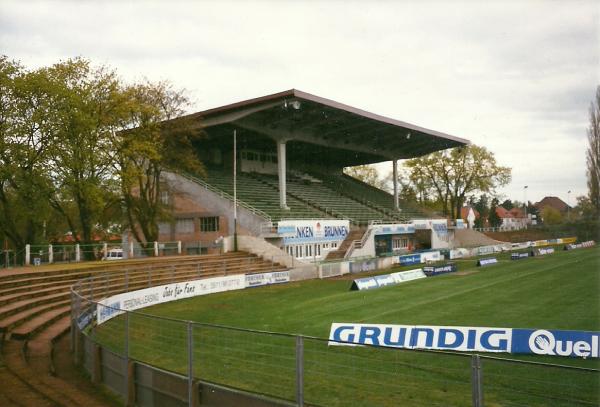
1;0;598;205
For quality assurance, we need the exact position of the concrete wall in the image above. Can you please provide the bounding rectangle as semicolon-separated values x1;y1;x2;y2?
223;235;311;269
349;229;376;259
431;229;452;249
162;171;267;237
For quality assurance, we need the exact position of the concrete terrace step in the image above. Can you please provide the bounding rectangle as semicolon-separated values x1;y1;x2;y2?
0;276;80;296
0;252;250;283
0;282;74;307
0;292;70;320
11;305;71;340
0;299;71;333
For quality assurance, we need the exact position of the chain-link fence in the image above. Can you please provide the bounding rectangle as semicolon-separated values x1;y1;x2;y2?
71;273;600;407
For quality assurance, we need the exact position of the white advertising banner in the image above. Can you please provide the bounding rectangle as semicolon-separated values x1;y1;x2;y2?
245;271;290;287
97;274;246;325
278;219;350;245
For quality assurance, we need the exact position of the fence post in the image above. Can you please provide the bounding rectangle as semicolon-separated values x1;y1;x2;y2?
178;241;182;255
154;241;159;257
90;277;95;338
75;244;81;262
25;244;30;266
124;311;131;404
48;244;53;264
102;243;108;260
129;241;134;259
187;322;193;406
471;354;483;407
296;336;304;406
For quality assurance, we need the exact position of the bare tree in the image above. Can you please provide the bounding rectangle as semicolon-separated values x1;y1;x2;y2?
587;86;600;217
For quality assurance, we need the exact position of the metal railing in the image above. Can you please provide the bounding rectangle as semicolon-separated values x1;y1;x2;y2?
71;270;600;407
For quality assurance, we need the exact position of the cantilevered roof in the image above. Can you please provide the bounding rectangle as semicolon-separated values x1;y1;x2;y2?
184;89;469;166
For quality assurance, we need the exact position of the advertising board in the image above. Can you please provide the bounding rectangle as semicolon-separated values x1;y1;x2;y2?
565;241;596;250
511;252;530;260
245;271;290;288
533;247;555;256
97;274;246;325
420;251;441;263
449;248;469;260
350;269;426;291
328;323;600;358
278;219;350;245
373;223;415;236
423;263;457;277
349;259;378;274
398;254;421;266
477;258;497;267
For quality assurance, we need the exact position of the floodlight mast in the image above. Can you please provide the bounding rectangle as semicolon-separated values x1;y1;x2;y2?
233;129;238;251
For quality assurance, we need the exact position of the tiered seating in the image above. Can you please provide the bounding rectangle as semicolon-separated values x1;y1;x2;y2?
204;168;326;220
0;252;287;405
200;167;435;224
324;173;435;220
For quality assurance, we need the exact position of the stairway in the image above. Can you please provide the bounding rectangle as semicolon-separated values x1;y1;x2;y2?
325;228;365;261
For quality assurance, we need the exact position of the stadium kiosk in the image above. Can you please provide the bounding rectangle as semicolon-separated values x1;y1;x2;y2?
153;89;469;261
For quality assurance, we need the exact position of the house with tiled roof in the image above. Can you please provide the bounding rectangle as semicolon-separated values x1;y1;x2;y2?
460;206;480;229
495;206;528;230
534;196;570;214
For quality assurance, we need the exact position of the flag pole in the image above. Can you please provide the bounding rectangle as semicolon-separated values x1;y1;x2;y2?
233;129;238;251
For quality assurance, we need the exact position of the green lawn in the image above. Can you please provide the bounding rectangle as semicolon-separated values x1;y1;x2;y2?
93;246;600;406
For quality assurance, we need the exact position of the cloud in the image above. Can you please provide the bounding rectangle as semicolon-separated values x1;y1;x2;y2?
1;0;597;203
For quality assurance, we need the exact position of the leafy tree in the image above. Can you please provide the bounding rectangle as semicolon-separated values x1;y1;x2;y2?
117;81;205;246
501;199;514;210
541;207;563;225
42;59;126;254
573;195;595;220
586;86;600;217
404;145;511;220
488;198;502;228
472;194;490;228
526;201;539;222
344;165;388;190
0;56;58;255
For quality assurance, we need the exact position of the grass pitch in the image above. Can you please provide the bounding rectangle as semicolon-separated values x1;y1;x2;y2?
94;246;600;406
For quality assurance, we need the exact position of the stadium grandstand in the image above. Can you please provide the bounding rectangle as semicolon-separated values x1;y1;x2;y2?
151;89;470;262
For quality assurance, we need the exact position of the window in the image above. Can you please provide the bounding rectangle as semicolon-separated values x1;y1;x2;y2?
307;245;312;257
176;218;194;234
200;217;219;232
158;222;171;235
392;237;410;250
160;190;169;205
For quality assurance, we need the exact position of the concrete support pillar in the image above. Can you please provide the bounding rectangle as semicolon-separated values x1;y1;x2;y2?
277;140;289;210
153;241;159;257
393;159;399;211
75;244;81;262
48;244;53;264
128;241;134;259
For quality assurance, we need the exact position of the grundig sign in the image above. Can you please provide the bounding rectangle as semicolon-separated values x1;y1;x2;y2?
329;323;600;359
